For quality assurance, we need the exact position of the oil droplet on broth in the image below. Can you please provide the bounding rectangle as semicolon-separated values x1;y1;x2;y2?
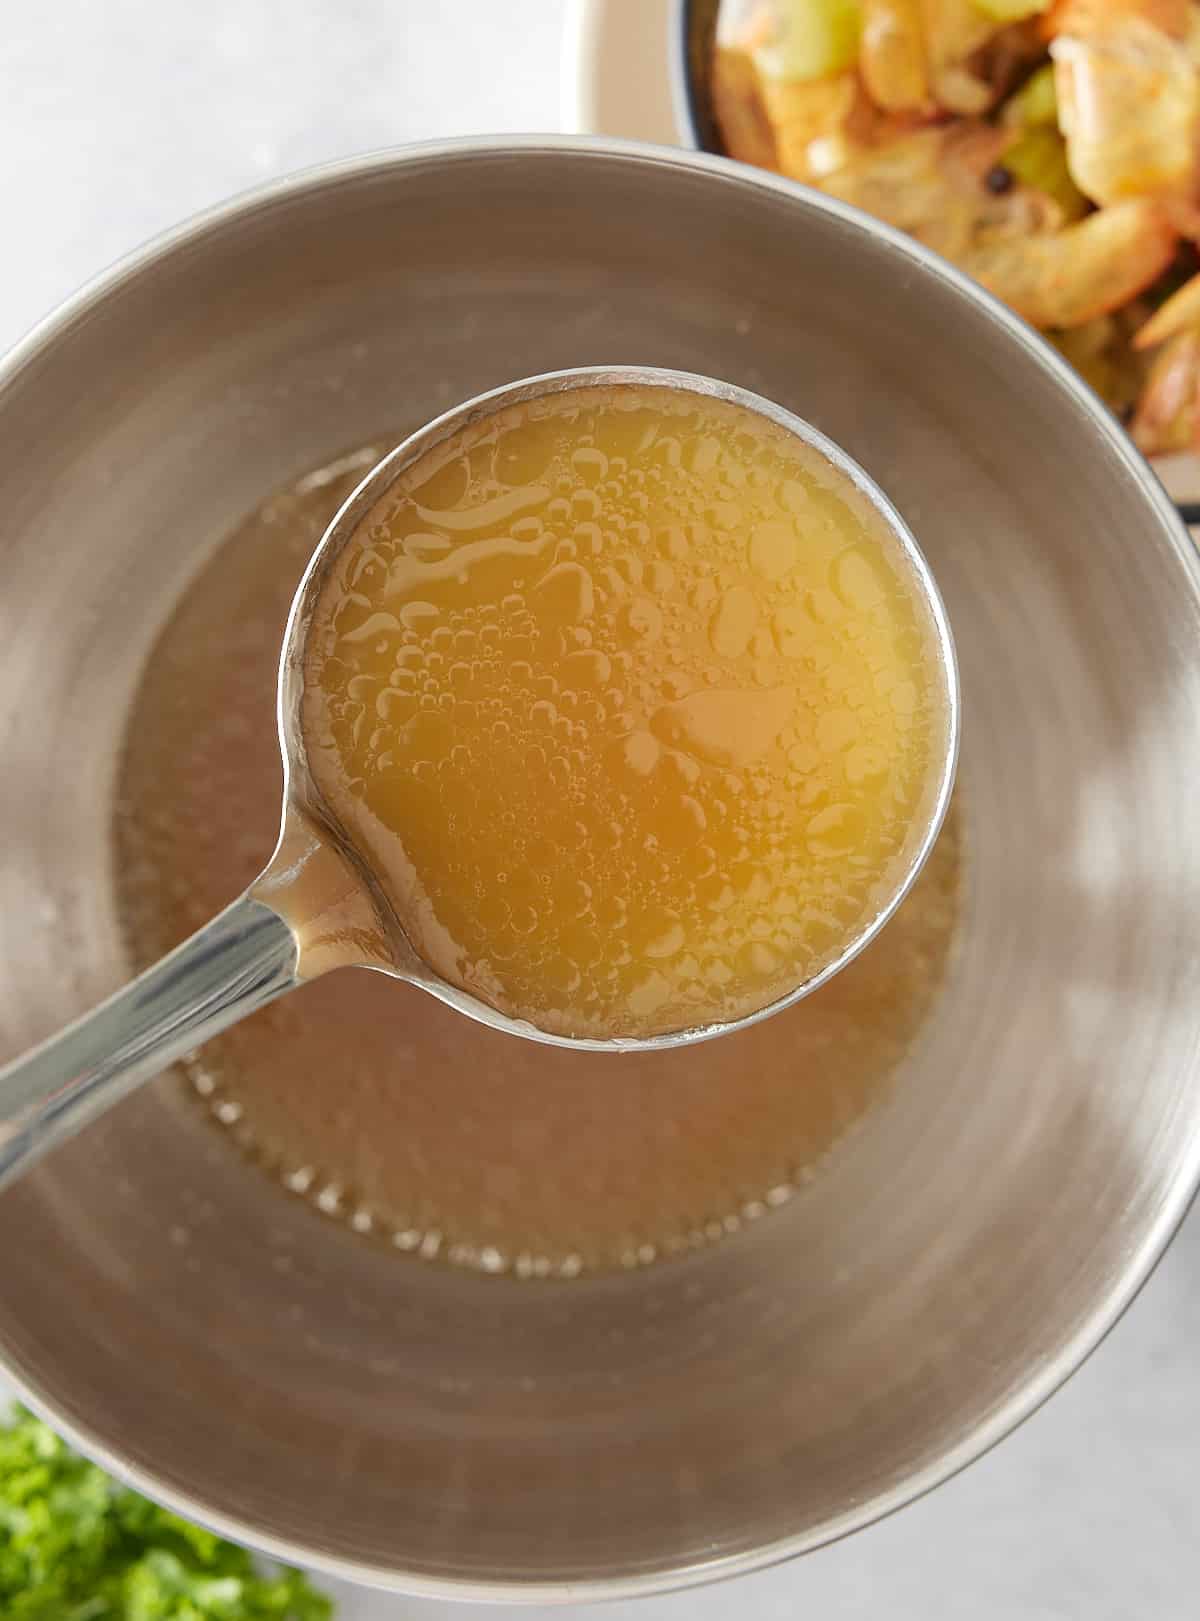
114;442;964;1279
302;385;948;1040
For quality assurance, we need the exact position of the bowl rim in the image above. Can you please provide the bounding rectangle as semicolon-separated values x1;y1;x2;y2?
669;0;713;155
2;134;1198;1605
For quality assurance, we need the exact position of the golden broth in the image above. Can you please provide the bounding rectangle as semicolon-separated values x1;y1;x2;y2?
115;446;963;1278
302;385;946;1038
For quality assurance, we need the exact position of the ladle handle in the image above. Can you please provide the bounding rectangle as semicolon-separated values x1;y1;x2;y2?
0;894;299;1194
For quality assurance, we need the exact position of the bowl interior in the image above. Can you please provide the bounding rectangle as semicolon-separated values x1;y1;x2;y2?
1;142;1200;1598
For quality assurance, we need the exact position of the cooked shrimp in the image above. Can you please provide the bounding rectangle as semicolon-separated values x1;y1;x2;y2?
1135;269;1200;347
760;72;883;180
860;0;931;112
711;48;781;169
1131;327;1200;450
960;199;1177;326
919;0;1005;111
1049;5;1199;204
1041;0;1191;40
821;122;1063;259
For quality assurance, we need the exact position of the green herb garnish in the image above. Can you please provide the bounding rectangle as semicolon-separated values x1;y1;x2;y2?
0;1405;332;1619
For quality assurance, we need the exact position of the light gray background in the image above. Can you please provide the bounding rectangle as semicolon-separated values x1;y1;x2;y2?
2;3;1198;1616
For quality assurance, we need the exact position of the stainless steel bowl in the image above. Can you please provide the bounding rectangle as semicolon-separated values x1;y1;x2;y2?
2;137;1200;1602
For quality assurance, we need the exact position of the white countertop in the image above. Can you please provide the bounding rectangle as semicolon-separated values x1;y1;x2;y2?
3;3;1199;1615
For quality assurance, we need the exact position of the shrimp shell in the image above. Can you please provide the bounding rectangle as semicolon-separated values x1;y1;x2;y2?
821;122;1063;260
761;72;872;181
1135;270;1200;347
961;199;1178;327
861;0;932;111
1131;327;1200;451
1051;16;1200;204
711;47;781;170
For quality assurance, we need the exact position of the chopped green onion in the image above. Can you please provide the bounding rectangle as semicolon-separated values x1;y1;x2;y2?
752;0;863;82
1005;126;1089;219
0;1406;331;1619
1001;63;1060;129
970;0;1050;20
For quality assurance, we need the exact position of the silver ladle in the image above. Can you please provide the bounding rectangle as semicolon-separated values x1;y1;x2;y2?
0;367;959;1192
